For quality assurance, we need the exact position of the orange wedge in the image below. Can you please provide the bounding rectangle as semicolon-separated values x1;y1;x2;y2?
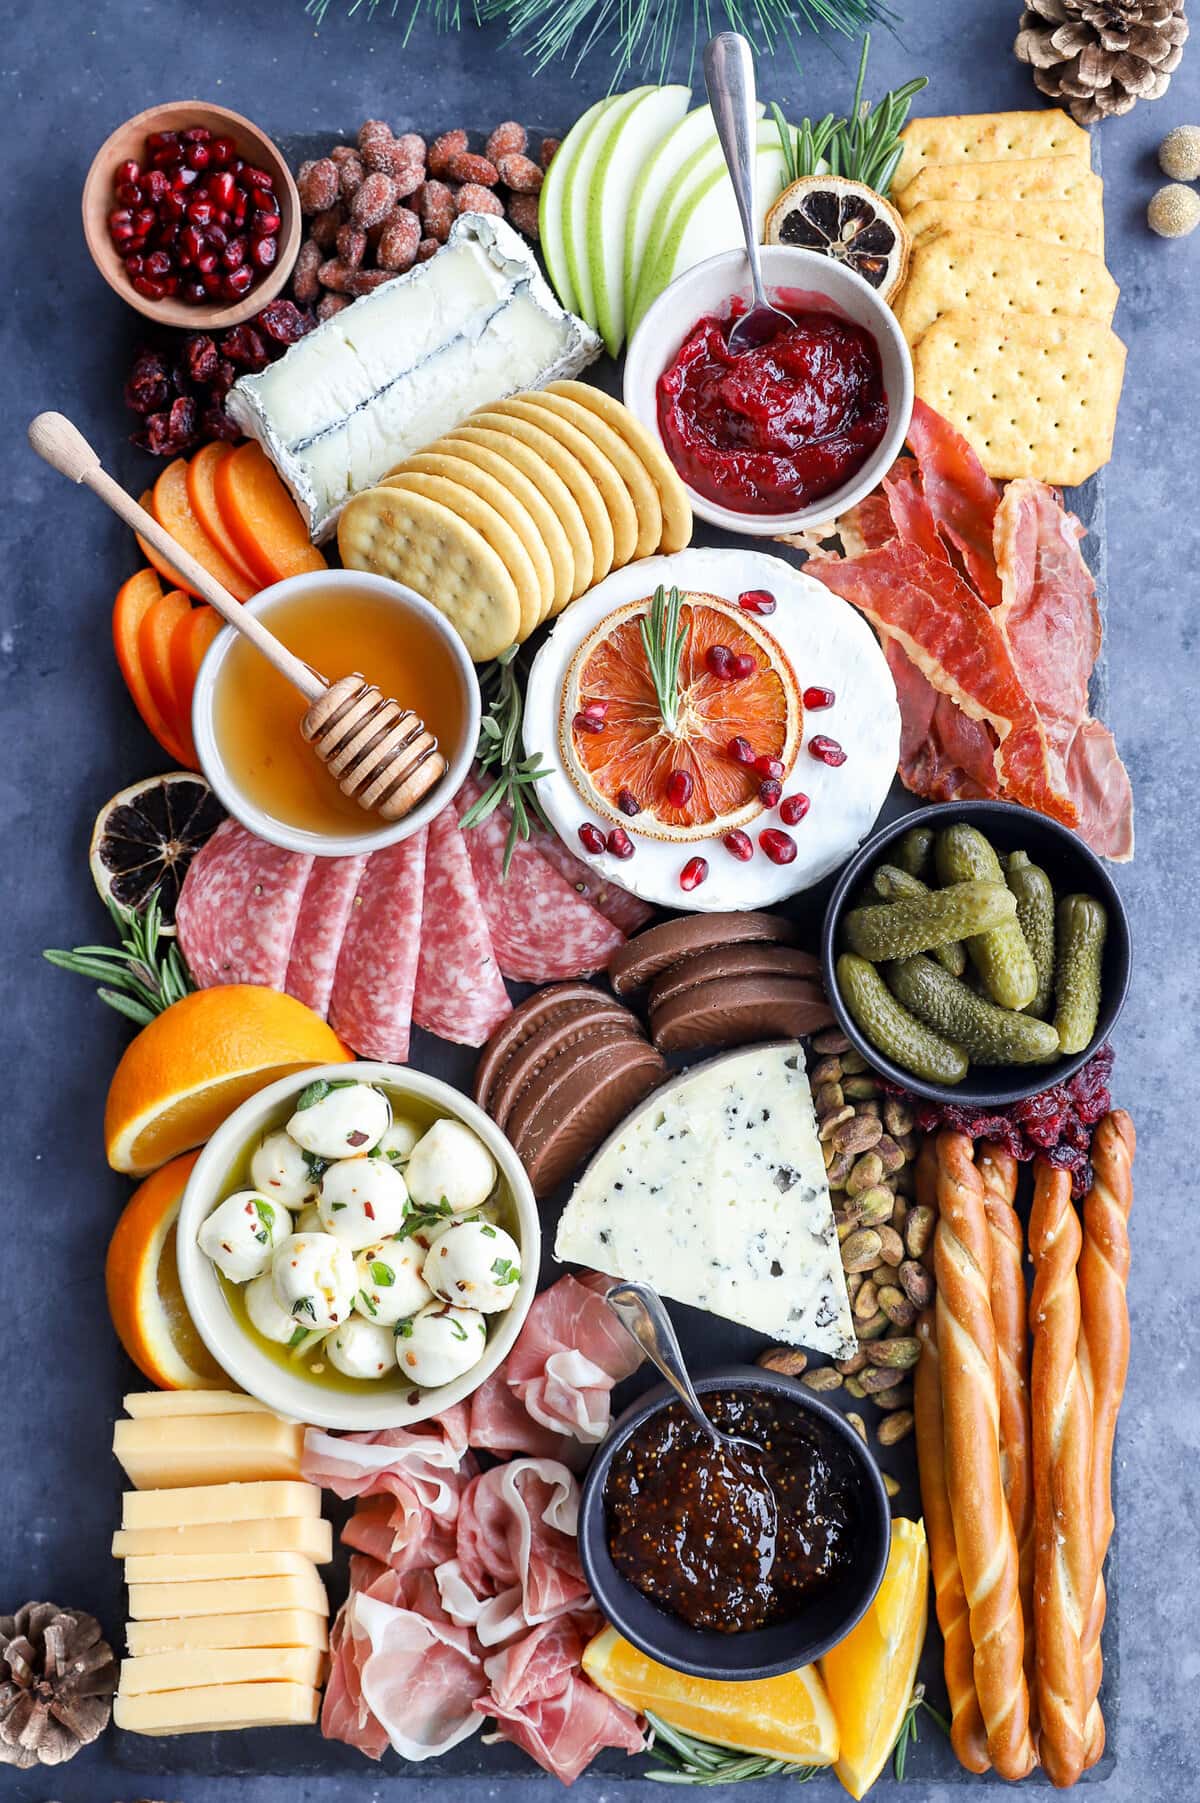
106;1151;228;1389
820;1517;929;1799
582;1626;839;1766
104;985;351;1177
562;593;800;840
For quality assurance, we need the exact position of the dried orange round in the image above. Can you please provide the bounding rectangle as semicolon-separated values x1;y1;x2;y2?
560;592;800;841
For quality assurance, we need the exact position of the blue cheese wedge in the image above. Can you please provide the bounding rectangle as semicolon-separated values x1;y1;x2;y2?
555;1043;856;1358
226;215;601;540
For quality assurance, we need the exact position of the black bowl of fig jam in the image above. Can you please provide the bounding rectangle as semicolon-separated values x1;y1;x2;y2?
579;1366;890;1680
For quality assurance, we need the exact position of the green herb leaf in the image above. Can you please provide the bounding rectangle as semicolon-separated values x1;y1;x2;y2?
775;36;927;197
295;1079;332;1112
253;1199;276;1232
639;586;687;734
287;1324;309;1349
643;1712;820;1786
450;1317;468;1342
369;1261;395;1287
460;647;552;879
491;1257;520;1284
301;1150;329;1182
291;1295;317;1322
394;1317;415;1339
44;895;196;1026
358;1288;378;1318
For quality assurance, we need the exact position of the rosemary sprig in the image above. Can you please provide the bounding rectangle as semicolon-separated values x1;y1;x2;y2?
43;896;195;1027
640;585;687;734
643;1713;820;1786
458;644;552;879
892;1684;951;1781
774;35;928;197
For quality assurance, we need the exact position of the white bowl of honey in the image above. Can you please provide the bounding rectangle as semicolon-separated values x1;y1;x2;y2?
192;570;481;856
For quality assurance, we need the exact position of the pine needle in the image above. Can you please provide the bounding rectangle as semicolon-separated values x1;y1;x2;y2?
458;644;552;879
640;584;687;733
643;1712;821;1785
773;34;927;195
891;1684;950;1781
43;896;195;1026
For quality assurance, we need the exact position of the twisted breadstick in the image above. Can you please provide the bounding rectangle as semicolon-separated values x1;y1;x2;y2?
934;1132;1035;1780
914;1308;990;1773
977;1142;1035;1706
1077;1111;1135;1769
1029;1157;1094;1789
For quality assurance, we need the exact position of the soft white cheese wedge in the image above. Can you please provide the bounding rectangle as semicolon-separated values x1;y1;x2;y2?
226;215;601;539
554;1044;856;1358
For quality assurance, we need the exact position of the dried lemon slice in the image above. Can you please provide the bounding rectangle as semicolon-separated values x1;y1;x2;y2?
764;176;911;302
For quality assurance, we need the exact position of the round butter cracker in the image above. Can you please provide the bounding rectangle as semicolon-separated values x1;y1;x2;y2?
381;469;541;643
433;436;573;622
388;451;555;628
469;409;612;595
447;423;594;605
488;396;638;570
524;389;662;560
544;379;693;554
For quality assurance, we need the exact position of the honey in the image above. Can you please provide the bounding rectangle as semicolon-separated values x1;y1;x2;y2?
211;585;465;837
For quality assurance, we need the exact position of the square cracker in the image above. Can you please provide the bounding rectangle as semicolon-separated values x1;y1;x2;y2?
912;308;1126;486
894;229;1118;345
905;198;1104;258
894;111;1091;194
896;156;1104;216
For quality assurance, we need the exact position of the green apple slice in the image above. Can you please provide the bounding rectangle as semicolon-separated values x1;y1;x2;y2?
587;84;691;357
539;93;618;318
630;134;792;336
561;87;652;331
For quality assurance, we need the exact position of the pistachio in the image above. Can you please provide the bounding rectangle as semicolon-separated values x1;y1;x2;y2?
812;1027;851;1055
891;1196;909;1239
825;1149;856;1188
846;1411;868;1444
845;1271;865;1302
841;1227;883;1273
814;1079;845;1115
800;1365;842;1393
854;1279;881;1321
882;1471;901;1498
844;1375;868;1398
810;1055;843;1087
835;1349;869;1375
855;1312;889;1341
860;1362;909;1392
757;1346;808;1377
876;1224;905;1267
842;1073;881;1101
833;1114;884;1157
859;1099;882;1118
866;1335;921;1369
819;1105;856;1143
845;1186;895;1230
883;1096;915;1138
845;1151;884;1197
840;1048;869;1073
904;1205;936;1259
874;1132;907;1175
870;1263;896;1290
899;1259;935;1309
878;1409;915;1446
836;1218;855;1243
877;1284;918;1329
873;1381;914;1412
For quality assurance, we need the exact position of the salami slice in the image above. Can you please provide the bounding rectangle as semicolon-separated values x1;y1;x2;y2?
176;817;313;992
454;778;624;984
413;807;512;1048
525;816;654;937
328;830;428;1062
285;852;369;1019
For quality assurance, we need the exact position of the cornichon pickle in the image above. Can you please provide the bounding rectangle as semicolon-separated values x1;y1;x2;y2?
837;954;969;1086
885;956;1061;1066
894;826;934;880
1053;893;1107;1054
842;881;1017;962
934;824;1038;1010
1005;850;1056;1017
871;865;967;976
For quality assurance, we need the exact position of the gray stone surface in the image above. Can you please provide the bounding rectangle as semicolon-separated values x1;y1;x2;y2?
2;1;1196;1798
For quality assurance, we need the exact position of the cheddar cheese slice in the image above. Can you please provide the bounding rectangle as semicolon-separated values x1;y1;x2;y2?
122;1390;277;1418
118;1644;325;1696
113;1680;320;1735
123;1551;320;1585
113;1415;305;1489
127;1570;328;1621
121;1480;321;1530
113;1514;332;1562
126;1608;329;1657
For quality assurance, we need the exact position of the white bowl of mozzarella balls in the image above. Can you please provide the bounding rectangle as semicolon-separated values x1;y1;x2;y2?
178;1063;540;1430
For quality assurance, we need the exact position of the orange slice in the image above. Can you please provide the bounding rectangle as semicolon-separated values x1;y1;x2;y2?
820;1517;929;1799
106;1151;228;1390
582;1626;839;1765
104;985;351;1177
561;593;800;841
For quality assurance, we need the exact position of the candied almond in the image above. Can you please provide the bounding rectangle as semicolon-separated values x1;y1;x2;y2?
316;291;351;320
347;267;397;295
394;131;426;163
445;150;498;186
506;192;540;239
487;121;527;162
338;153;365;201
428;129;468;175
416;236;440;261
497;153;543;194
357;120;394;167
351;171;397;228
456;182;504;217
329;144;358;165
377;209;421;271
418;179;455;241
291;238;322;303
336;223;367;269
310;206;344;249
317;257;355;293
388;154;425;199
540;137;561;169
298;157;339;214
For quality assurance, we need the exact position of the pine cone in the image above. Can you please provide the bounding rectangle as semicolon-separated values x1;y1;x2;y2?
0;1603;117;1769
1015;0;1188;122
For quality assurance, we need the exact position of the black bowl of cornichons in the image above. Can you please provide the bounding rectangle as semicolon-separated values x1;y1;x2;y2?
578;1366;891;1681
820;799;1131;1108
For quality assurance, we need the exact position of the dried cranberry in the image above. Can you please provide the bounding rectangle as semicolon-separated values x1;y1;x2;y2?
759;828;796;865
679;856;708;892
738;588;776;615
209;357;238;397
780;792;810;826
577;822;606;855
727;735;755;765
665;769;693;808
222;324;268;369
616;788;641;816
124;349;172;415
754;754;783;780
257;298;312;344
808;734;847;767
606;827;634;860
706;644;736;680
183;334;220;384
803;686;835;710
758;778;782;807
722;829;753;861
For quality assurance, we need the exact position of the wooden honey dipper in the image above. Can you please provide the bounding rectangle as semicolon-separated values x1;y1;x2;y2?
28;411;446;823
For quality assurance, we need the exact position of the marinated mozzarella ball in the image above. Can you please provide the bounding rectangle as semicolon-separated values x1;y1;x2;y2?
395;1302;488;1388
353;1240;432;1325
286;1081;390;1160
424;1220;522;1313
318;1157;408;1250
244;1271;303;1346
271;1232;356;1332
295;1202;323;1236
405;1120;497;1217
250;1130;319;1210
198;1190;291;1283
377;1117;421;1167
326;1317;398;1380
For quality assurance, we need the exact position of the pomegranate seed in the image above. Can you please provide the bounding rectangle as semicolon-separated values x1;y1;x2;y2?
780;793;810;826
803;686;835;710
224;264;254;298
222;237;247;270
134;206;157;234
722;829;754;861
232;193;249;226
738;588;776;615
808;734;847;767
732;652;757;679
124;254;144;277
759;827;797;865
182;125;212;143
142;169;169;202
186;141;211;170
208;171;236;209
242;164;273;190
616;788;641;816
133;275;166;301
187;198;215;227
679;856;709;893
754;754;784;780
179;223;204;262
580;699;608;721
210;135;237;166
606;827;634;860
202;269;225;295
147;130;179;154
251;235;277;269
161;274;179;295
577;822;606;855
665;769;693;808
207;223;229;248
108;207;135;241
171;166;198;190
184;278;209;303
195;250;218;275
572;710;606;735
758;778;782;807
144;249;172;279
160;190;185;221
115;158;140;186
705;644;736;680
251;208;281;237
727;735;755;765
115;179;142;207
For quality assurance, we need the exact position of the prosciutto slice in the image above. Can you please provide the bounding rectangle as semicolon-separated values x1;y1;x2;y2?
342;1490;459;1575
328;828;427;1061
438;1460;590;1645
303;1413;473;1536
885;640;1000;803
285;852;368;1018
504;1273;645;1444
412;805;512;1047
479;1615;646;1786
176;818;312;990
906;397;1003;606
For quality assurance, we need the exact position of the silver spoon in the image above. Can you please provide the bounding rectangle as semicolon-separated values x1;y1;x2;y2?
703;31;793;355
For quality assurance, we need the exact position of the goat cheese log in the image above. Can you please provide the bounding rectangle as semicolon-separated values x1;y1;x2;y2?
1028;1157;1095;1789
1076;1110;1135;1770
934;1132;1036;1781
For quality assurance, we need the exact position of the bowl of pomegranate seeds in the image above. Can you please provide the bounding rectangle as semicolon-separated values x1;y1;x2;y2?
82;100;301;328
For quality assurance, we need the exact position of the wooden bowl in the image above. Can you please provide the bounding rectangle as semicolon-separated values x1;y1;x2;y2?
81;100;301;329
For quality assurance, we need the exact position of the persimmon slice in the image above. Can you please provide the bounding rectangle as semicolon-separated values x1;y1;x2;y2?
561;593;801;841
153;457;257;603
139;590;198;767
112;569;190;767
214;441;326;586
186;444;259;589
136;491;194;599
169;604;224;734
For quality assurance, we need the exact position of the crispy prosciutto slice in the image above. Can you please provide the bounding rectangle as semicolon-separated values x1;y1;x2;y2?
812;540;1077;826
413;806;512;1047
885;640;1000;802
906;397;1003;606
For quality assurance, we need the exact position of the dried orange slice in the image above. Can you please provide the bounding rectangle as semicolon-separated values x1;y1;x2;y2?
560;593;800;842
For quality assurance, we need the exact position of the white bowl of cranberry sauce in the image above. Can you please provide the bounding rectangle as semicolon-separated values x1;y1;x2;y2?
624;244;913;538
82;101;301;328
